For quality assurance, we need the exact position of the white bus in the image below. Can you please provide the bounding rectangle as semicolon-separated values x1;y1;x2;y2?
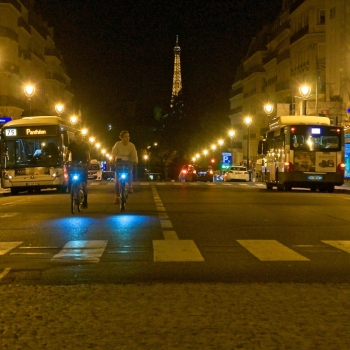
260;116;345;192
0;116;78;195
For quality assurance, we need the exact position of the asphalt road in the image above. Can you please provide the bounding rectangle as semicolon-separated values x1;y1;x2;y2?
1;180;350;285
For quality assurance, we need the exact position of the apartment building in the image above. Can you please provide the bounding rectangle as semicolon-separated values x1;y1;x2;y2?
0;0;73;121
229;0;350;165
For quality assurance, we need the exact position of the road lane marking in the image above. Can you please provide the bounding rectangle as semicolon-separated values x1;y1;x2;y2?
160;220;173;229
237;240;310;261
51;240;107;262
163;231;178;240
0;268;11;280
0;242;22;255
322;241;350;253
90;182;100;186
153;240;204;262
0;213;20;218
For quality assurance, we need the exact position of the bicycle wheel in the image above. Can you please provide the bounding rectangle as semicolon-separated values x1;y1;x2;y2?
120;180;126;212
71;183;75;214
77;188;84;212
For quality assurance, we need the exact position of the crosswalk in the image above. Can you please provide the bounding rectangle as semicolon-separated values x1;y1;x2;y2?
92;181;267;187
1;239;350;264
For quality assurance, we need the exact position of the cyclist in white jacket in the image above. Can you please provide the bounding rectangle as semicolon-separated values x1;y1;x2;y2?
111;130;138;204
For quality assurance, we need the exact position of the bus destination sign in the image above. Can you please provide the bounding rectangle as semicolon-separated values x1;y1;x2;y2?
2;125;58;137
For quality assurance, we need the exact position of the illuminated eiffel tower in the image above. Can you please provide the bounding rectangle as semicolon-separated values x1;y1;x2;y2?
170;35;184;119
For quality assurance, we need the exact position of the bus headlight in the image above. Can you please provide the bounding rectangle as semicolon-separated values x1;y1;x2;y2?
3;172;12;180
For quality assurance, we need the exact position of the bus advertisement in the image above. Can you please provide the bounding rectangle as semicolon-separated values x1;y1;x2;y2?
0;116;78;195
260;116;345;192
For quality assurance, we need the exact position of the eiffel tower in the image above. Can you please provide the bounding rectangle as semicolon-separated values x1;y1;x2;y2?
170;35;184;119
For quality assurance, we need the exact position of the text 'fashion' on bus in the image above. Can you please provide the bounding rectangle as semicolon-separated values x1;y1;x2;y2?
258;116;345;192
1;116;79;195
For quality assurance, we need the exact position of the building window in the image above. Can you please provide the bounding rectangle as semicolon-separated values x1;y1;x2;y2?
330;7;336;19
318;9;326;24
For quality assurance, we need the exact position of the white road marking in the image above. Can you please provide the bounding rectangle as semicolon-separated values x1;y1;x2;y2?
90;182;100;186
51;240;108;262
0;213;20;218
0;242;22;255
237;240;310;261
0;268;11;280
322;241;350;253
153;240;204;262
163;231;178;240
160;220;173;229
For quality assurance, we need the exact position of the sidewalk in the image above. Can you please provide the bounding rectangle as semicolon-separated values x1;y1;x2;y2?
1;283;349;349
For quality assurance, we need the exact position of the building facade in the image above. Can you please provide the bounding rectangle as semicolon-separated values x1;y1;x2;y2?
229;0;350;166
0;0;73;121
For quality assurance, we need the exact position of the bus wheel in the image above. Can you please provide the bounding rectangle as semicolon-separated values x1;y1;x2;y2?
319;186;327;193
285;185;292;191
266;183;273;190
58;185;67;193
327;185;335;193
310;186;317;192
10;188;19;195
277;184;285;191
27;188;34;194
34;187;41;193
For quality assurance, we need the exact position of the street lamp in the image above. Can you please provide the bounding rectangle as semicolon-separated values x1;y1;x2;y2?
24;84;35;116
228;130;235;166
89;136;95;144
70;115;78;125
299;84;312;116
55;103;64;116
263;103;274;126
244;116;252;170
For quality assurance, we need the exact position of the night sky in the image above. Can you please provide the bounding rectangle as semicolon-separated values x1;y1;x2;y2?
35;0;282;148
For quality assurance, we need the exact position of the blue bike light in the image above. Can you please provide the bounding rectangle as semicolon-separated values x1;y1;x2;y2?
121;173;127;179
72;174;79;181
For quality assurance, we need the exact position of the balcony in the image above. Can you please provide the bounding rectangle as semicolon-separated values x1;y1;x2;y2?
18;17;31;34
263;51;278;65
290;0;306;14
0;95;25;109
45;48;62;60
19;48;32;60
45;72;65;83
0;26;18;42
290;25;309;44
275;80;290;92
229;87;243;98
243;65;265;79
2;0;21;12
1;61;19;74
277;50;290;64
230;106;243;115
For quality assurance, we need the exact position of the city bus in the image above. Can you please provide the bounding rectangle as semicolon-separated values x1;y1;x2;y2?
0;116;78;195
260;116;345;192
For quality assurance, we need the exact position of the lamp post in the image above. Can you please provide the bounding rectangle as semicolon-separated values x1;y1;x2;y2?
244;116;252;170
299;84;311;116
24;84;35;116
263;103;274;126
55;103;64;116
228;130;235;166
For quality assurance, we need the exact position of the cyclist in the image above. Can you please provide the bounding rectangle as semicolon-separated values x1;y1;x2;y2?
65;131;91;208
111;130;138;204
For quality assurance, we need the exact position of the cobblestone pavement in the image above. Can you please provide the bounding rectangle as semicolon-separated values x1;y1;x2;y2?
1;283;350;349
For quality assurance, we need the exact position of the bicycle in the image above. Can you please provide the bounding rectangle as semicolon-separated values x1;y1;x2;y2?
66;162;87;214
114;160;134;212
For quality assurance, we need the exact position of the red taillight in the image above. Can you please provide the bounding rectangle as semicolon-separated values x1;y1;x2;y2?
337;163;345;173
182;170;187;174
284;162;293;172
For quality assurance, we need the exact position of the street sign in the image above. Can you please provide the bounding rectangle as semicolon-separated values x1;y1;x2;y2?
221;152;231;170
0;116;12;124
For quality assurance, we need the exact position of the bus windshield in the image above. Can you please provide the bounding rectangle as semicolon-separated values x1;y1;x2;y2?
2;137;62;168
290;126;341;151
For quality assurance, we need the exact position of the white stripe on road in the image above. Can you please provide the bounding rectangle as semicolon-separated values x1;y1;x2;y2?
0;242;22;255
153;240;204;262
322;241;350;253
52;240;108;262
237;240;310;261
0;268;11;280
163;231;178;240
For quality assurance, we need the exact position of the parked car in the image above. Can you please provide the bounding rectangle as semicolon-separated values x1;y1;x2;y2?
178;164;197;182
196;167;214;182
88;159;102;180
224;166;249;182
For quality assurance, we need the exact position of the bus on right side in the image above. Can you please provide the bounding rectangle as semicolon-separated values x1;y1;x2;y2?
261;116;345;192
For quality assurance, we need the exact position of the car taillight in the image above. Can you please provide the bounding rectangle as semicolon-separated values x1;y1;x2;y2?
284;162;293;172
182;170;187;174
337;163;345;173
